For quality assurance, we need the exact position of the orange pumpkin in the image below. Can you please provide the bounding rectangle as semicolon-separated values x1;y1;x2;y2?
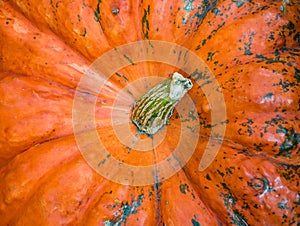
0;0;299;225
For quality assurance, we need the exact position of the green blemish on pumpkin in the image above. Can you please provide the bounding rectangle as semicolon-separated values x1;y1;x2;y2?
293;32;300;43
244;39;253;56
294;67;300;82
247;125;254;136
255;54;292;66
221;193;249;226
182;16;189;25
273;79;298;93
249;177;276;195
94;9;100;22
194;0;213;20
263;92;273;99
115;72;129;83
264;114;285;127
238;119;255;136
280;0;289;14
203;122;215;129
94;0;105;31
221;182;231;191
276;125;299;157
212;21;226;35
293;194;300;206
201;39;207;46
126;89;134;97
179;183;190;194
94;0;101;22
97;154;111;167
183;0;195;12
97;159;106;167
268;31;275;41
104;194;144;226
253;143;263;152
278;200;289;209
80;27;87;37
225;167;234;175
282;21;295;36
142;6;150;39
221;119;229;125
188;110;197;120
198;112;216;129
189;68;210;81
260;132;264;137
207;52;216;61
217;169;225;177
123;54;134;65
191;217;201;226
243;32;256;56
223;193;236;208
232;0;251;8
231;210;248;226
112;7;120;15
212;7;221;16
205;174;212;180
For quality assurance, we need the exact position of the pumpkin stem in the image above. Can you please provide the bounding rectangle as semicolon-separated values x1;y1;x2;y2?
131;72;193;135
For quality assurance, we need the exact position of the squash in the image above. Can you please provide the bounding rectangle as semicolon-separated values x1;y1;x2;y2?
0;0;299;225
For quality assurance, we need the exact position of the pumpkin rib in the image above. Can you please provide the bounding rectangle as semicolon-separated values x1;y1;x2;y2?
208;137;297;164
159;169;220;225
8;0;112;61
0;70;113;163
78;178;118;224
184;138;300;225
198;47;299;79
199;51;300;113
0;1;88;88
0;72;77;94
96;0;142;47
191;1;297;51
81;181;157;225
0;135;82;224
188;1;299;71
0;74;77;163
198;111;299;165
9;156;97;225
194;136;299;173
187;0;275;49
192;27;297;72
141;0;219;43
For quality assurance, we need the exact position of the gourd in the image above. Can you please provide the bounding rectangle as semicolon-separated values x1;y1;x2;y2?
0;0;299;225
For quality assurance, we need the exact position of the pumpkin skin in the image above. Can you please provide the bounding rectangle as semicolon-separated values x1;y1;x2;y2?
0;0;299;225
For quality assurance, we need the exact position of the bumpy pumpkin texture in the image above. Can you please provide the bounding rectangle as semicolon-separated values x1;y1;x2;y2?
0;0;299;225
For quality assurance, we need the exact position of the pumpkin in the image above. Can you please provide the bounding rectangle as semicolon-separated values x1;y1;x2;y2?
0;0;299;225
